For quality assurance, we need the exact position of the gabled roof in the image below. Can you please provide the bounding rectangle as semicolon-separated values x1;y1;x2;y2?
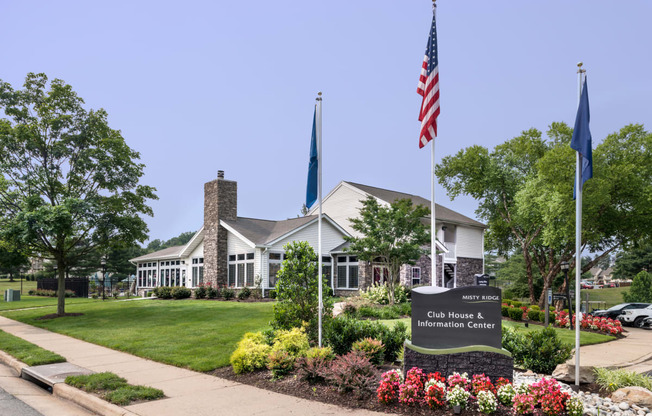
130;245;185;262
343;181;486;228
221;214;349;247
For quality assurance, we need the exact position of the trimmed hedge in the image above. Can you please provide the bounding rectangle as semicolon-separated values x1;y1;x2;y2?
508;307;523;321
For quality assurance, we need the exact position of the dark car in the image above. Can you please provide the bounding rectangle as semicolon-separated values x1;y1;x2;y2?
591;303;651;320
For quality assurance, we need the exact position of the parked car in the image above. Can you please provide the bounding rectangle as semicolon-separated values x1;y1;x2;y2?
592;303;651;320
618;305;652;328
581;281;593;289
643;316;652;329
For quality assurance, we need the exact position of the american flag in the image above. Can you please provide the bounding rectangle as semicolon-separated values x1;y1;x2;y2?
417;8;440;148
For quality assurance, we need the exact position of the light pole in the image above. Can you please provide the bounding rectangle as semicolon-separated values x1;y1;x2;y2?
100;257;107;300
561;261;572;330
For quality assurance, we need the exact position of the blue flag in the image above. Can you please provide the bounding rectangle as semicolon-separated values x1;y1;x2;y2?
570;77;593;198
306;108;318;209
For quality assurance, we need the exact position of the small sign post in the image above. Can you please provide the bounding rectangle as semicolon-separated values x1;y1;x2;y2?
546;289;552;326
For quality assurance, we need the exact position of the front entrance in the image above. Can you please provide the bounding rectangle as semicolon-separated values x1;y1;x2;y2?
373;266;389;285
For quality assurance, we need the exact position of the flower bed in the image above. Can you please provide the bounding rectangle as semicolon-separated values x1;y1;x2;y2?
377;367;583;415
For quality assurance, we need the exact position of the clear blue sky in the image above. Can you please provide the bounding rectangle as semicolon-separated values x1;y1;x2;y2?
2;1;650;244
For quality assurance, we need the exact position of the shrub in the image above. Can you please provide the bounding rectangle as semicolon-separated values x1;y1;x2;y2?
566;396;584;416
623;270;652;303
501;326;526;363
513;393;535;415
323;316;407;362
508;307;524;321
296;347;335;383
267;349;295;378
501;305;510;317
446;385;471;409
377;369;402;405
325;351;375;398
229;332;271;374
530;305;540;311
522;327;572;374
194;286;206;299
594;367;652;392
268;289;277;299
171;287;191;299
238;287;251;300
424;373;446;409
270;327;310;357
471;373;495;395
222;287;235;300
352;338;385;365
497;383;516;406
206;285;219;299
538;310;547;322
156;286;172;299
527;309;540;321
273;241;333;339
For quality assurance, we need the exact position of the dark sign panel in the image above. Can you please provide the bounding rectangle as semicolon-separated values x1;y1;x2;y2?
411;286;502;350
475;273;490;286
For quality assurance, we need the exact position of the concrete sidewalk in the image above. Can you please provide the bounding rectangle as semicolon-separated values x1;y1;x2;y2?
0;316;385;416
573;327;652;370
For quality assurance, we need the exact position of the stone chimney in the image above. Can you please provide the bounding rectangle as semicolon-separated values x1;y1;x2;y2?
203;171;237;286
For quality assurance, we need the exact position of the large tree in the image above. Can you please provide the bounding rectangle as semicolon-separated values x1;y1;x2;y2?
437;123;651;306
0;241;30;281
345;196;430;305
0;73;157;315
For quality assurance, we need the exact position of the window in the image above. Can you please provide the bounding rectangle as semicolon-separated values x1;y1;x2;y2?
268;252;283;287
412;267;421;286
321;256;332;287
229;252;255;287
336;256;359;289
191;257;204;287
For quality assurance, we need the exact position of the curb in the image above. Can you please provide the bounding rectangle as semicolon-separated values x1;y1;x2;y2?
0;349;26;376
0;351;140;416
54;384;140;416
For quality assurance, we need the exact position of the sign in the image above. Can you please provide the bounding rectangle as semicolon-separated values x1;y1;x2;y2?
411;286;502;350
475;273;490;286
547;289;552;305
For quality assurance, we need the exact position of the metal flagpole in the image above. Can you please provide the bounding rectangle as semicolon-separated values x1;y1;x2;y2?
316;92;323;347
574;62;586;388
430;0;438;288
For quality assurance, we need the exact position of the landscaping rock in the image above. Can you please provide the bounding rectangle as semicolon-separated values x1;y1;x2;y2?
552;363;596;383
611;387;652;409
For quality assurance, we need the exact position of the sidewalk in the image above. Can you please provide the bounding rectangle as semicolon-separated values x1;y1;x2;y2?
0;316;385;416
574;327;652;370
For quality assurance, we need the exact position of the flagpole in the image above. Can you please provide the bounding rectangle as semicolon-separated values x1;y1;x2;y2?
316;92;323;348
430;0;438;288
574;62;586;388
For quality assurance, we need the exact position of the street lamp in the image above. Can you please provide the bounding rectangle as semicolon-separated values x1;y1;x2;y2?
560;261;572;330
100;257;107;300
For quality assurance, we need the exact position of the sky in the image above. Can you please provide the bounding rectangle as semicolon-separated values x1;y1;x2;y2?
1;0;651;245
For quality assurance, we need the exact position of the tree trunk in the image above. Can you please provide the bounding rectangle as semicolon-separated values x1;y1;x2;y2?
523;246;536;304
57;258;66;316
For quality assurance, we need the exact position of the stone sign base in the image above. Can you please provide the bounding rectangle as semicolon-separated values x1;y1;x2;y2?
403;341;514;382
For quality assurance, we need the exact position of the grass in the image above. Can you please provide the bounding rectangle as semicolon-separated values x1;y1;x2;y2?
65;372;164;405
594;367;652;392
0;329;66;366
2;299;274;371
0;295;117;311
0;278;37;297
580;287;629;309
378;318;615;346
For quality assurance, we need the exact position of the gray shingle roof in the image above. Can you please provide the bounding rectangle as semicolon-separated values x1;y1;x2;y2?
344;181;486;228
222;215;318;246
130;245;185;262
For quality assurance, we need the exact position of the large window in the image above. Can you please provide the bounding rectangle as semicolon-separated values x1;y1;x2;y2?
229;252;255;287
336;256;358;289
268;252;283;288
138;262;158;288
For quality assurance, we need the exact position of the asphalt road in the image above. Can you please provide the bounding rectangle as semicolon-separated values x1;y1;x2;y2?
0;386;44;416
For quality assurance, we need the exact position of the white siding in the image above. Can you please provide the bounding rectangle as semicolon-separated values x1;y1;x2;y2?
227;231;255;254
269;220;346;255
456;226;484;259
314;184;368;237
255;247;266;285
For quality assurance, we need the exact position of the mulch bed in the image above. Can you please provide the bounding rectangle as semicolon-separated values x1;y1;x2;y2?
212;366;607;415
35;313;84;320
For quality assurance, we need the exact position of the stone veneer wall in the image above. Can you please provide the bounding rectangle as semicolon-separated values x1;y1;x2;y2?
203;177;237;287
455;257;483;287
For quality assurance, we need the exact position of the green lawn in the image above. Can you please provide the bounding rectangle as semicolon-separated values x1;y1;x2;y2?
0;295;119;311
581;287;629;309
0;329;66;366
1;299;274;371
0;278;37;297
378;318;615;346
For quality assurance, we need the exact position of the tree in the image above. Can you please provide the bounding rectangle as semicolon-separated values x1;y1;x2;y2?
145;231;195;253
345;196;430;305
0;243;30;281
622;271;652;303
613;244;652;280
0;73;157;315
272;241;333;339
437;123;652;306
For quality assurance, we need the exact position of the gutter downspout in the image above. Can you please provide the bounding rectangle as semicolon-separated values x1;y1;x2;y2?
261;247;268;298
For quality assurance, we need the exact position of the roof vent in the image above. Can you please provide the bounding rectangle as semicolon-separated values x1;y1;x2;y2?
217;170;225;179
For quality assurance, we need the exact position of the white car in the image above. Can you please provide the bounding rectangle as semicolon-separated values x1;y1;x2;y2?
619;305;652;328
